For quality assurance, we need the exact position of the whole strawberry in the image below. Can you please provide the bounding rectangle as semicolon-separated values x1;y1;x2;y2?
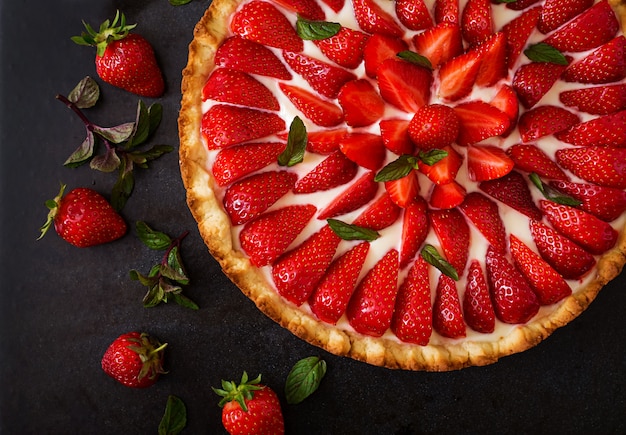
101;332;167;388
38;184;127;247
72;11;165;97
213;372;285;435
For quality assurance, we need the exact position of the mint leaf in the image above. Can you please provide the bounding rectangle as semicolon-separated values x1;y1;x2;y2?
158;395;187;435
327;219;380;241
89;147;121;173
68;76;100;109
296;17;341;40
64;131;95;168
529;173;582;206
136;221;172;250
397;50;432;70
92;122;135;144
169;0;192;5
417;148;448;166
375;154;419;182
278;116;307;167
524;43;568;65
421;244;458;280
285;357;327;405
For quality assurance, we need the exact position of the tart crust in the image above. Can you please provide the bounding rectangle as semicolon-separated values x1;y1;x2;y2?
179;0;626;371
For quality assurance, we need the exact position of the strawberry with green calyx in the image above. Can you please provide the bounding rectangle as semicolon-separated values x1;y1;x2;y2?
72;10;165;97
101;332;167;388
38;183;127;248
213;372;285;435
130;221;198;310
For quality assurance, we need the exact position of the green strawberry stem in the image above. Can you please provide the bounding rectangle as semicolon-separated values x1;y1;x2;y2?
71;10;137;57
37;183;66;240
213;372;265;412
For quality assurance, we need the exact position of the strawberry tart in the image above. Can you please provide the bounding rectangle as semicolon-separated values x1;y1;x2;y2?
179;0;626;370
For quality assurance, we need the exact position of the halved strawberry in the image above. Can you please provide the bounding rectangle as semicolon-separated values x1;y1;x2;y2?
471;31;507;87
418;145;463;185
529;219;596;280
559;84;626;115
454;101;511;146
512;61;569;109
363;34;409;78
506;143;569;181
433;274;466;338
467;144;514;182
212;142;286;186
461;0;493;46
463;260;495;334
485;245;540;324
429;180;467;209
272;224;341;305
231;1;303;52
539;200;618;255
202;68;279;111
223;171;297;225
377;59;433;112
412;22;463;68
201;105;286;149
391;256;432;345
352;0;404;37
434;0;460;24
347;249;400;337
399;197;429;268
214;36;292;80
379;119;414;155
408;104;460;150
549;180;626;222
270;0;325;20
239;204;317;266
279;83;344;127
384;169;420;208
517;105;581;143
556;146;626;189
479;170;543;220
337;79;385;127
317;171;379;220
509;234;572;306
282;51;357;99
305;129;348;154
430;208;470;274
352;192;402;230
438;50;483;102
309;241;370;324
489;84;519;134
293;151;358;194
501;6;542;69
459;192;507;253
543;0;619;53
537;0;593;34
554;109;626;148
395;0;433;30
339;133;387;170
561;36;626;84
315;27;369;69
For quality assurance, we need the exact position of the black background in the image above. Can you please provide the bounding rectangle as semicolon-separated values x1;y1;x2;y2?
1;1;625;434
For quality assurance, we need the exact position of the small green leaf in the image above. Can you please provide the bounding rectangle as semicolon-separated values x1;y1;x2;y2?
64;131;95;168
129;269;158;287
143;284;165;307
68;76;100;109
136;221;172;250
169;0;192;5
89;147;121;173
375;154;419;182
524;43;568;65
417;149;448;166
92;122;135;144
158;396;187;435
421;244;459;281
529;173;582;206
285;356;327;405
166;246;189;284
327;219;380;241
296;17;341;40
110;161;134;211
171;293;200;310
147;103;163;135
397;50;432;70
278;116;307;167
125;100;151;149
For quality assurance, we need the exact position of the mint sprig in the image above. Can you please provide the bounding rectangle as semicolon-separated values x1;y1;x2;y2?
278;116;307;167
296;16;341;40
529;173;582;206
421;244;459;281
524;43;568;65
158;395;187;435
285;356;327;405
327;218;380;241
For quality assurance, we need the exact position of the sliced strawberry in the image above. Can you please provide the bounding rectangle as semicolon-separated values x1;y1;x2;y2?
529;219;596;279
430;208;470;274
305;129;348;154
549;180;626;222
347;249;400;337
396;0;433;30
459;192;507;253
434;0;460;24
270;0;325;20
500;6;542;69
463;260;495;334
385;169;420;208
490;84;519;134
282;51;357;99
556;146;626;189
562;36;626;85
429;180;467;209
279;83;344;127
391;256;433;345
485;245;540;324
412;22;463;68
461;0;493;46
272;224;341;305
223;171;297;225
338;79;385;127
309;241;370;324
542;0;619;52
433;273;466;339
315;27;369;69
352;0;404;37
201;105;286;149
408;104;460;150
537;0;593;34
377;59;433;112
339;133;387;170
539;200;618;255
454;101;511;146
467;144;514;182
438;50;483;102
293;151;358;194
509;234;572;306
512;61;569;109
399;197;429;268
239;204;317;266
352;192;402;230
554;109;626;148
202;68;279;111
231;1;303;52
215;36;292;80
418;144;463;185
379;119;414;155
320;0;344;12
212;142;286;186
479;170;543;220
317;171;379;220
471;31;507;87
517;105;580;143
363;34;409;79
559;84;626;115
506;143;569;181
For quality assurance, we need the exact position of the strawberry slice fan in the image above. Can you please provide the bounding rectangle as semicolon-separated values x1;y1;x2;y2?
179;0;626;371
